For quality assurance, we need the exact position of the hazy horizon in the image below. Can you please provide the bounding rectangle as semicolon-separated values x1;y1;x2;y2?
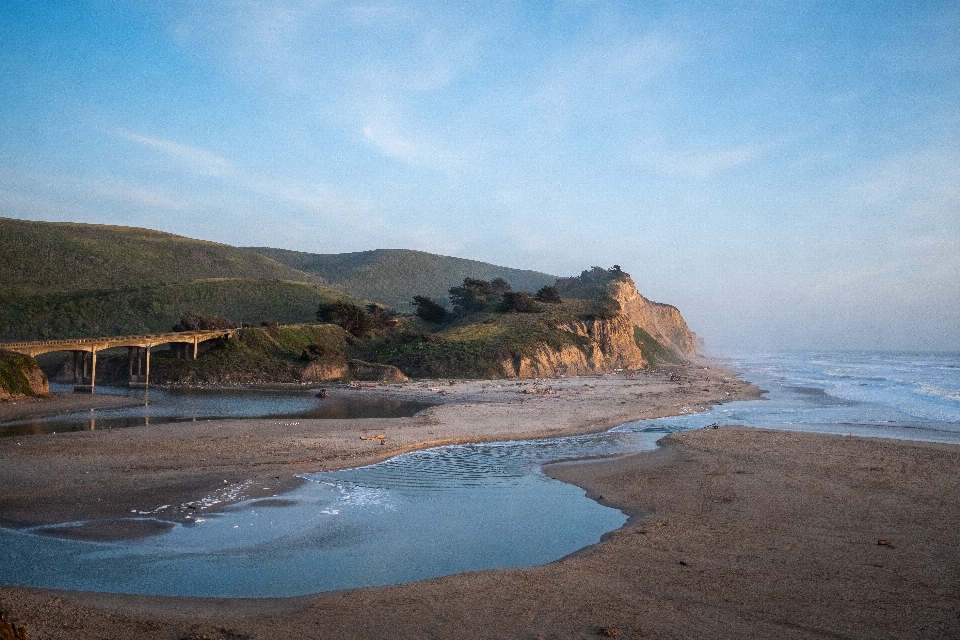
2;1;957;352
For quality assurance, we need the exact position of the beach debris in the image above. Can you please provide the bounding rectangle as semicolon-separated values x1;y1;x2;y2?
597;627;622;637
878;539;894;547
316;389;329;398
705;423;719;429
0;609;29;640
360;434;386;440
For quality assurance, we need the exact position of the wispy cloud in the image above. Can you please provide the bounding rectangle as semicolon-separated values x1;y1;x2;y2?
113;128;371;215
114;129;235;177
90;181;189;210
0;167;188;213
851;148;960;215
361;117;469;175
634;143;769;178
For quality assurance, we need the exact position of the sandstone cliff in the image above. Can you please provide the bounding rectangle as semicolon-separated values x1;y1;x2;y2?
501;276;698;378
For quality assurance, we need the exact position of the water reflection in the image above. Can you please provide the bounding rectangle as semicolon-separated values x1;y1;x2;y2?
0;386;434;438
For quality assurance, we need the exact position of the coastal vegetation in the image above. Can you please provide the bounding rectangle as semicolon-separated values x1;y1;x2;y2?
0;279;353;341
0;350;48;399
0;219;693;383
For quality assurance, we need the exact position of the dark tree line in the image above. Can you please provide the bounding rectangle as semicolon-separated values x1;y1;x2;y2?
411;278;562;323
316;301;395;336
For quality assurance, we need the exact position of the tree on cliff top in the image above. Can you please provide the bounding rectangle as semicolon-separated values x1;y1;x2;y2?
172;313;235;331
317;300;373;337
412;295;449;323
534;285;562;304
500;291;541;313
449;277;502;314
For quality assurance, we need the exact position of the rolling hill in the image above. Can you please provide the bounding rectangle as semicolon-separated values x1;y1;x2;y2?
0;218;557;341
0;217;319;296
247;248;557;312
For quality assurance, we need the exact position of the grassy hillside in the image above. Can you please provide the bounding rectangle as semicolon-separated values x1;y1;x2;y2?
155;323;352;385
0;279;356;341
0;217;318;296
354;272;633;379
248;247;557;311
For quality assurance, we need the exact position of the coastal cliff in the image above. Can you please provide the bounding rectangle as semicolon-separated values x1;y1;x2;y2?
500;275;698;378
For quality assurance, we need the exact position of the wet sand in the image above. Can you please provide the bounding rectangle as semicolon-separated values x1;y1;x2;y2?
2;367;958;638
0;364;752;532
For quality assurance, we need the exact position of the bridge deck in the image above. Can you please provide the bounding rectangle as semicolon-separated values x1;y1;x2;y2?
0;329;237;357
0;329;237;393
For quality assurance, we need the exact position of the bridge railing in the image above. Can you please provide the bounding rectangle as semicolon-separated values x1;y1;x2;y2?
0;328;238;392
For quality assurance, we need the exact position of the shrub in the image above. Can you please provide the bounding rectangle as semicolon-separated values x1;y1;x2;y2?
172;313;235;332
449;277;498;314
412;295;449;323
534;285;561;304
500;291;541;313
366;303;397;331
490;277;512;294
317;300;373;337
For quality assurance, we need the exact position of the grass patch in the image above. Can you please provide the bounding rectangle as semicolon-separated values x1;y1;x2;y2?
0;216;317;297
359;312;594;379
633;326;680;367
0;350;45;397
155;324;352;384
0;279;358;341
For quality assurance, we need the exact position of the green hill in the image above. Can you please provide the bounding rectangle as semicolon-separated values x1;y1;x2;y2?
0;218;362;340
248;248;557;312
0;279;355;341
0;219;558;342
0;217;319;296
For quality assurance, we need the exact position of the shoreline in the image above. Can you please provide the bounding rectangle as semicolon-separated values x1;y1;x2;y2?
0;362;758;533
1;426;957;639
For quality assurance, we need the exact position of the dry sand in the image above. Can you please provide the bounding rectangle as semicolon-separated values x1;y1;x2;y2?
1;366;959;639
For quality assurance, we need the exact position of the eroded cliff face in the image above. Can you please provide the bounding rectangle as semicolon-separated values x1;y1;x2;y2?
502;276;698;378
609;279;699;357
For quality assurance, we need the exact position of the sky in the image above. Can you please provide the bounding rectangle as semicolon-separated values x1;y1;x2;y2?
1;0;957;352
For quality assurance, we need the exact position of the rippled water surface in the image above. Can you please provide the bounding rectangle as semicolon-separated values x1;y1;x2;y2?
1;350;957;597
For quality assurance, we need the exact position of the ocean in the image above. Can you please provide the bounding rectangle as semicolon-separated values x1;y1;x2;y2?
708;350;960;444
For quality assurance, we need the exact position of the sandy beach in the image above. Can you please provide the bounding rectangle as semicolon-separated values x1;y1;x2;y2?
1;365;958;639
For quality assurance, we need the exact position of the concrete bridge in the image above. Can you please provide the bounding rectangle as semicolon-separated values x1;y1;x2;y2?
0;329;237;393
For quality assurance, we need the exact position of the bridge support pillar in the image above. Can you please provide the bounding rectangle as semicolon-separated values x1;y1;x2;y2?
145;345;151;388
74;349;96;393
89;349;97;394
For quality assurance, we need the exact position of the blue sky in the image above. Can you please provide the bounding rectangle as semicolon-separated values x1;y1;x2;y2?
1;0;957;351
